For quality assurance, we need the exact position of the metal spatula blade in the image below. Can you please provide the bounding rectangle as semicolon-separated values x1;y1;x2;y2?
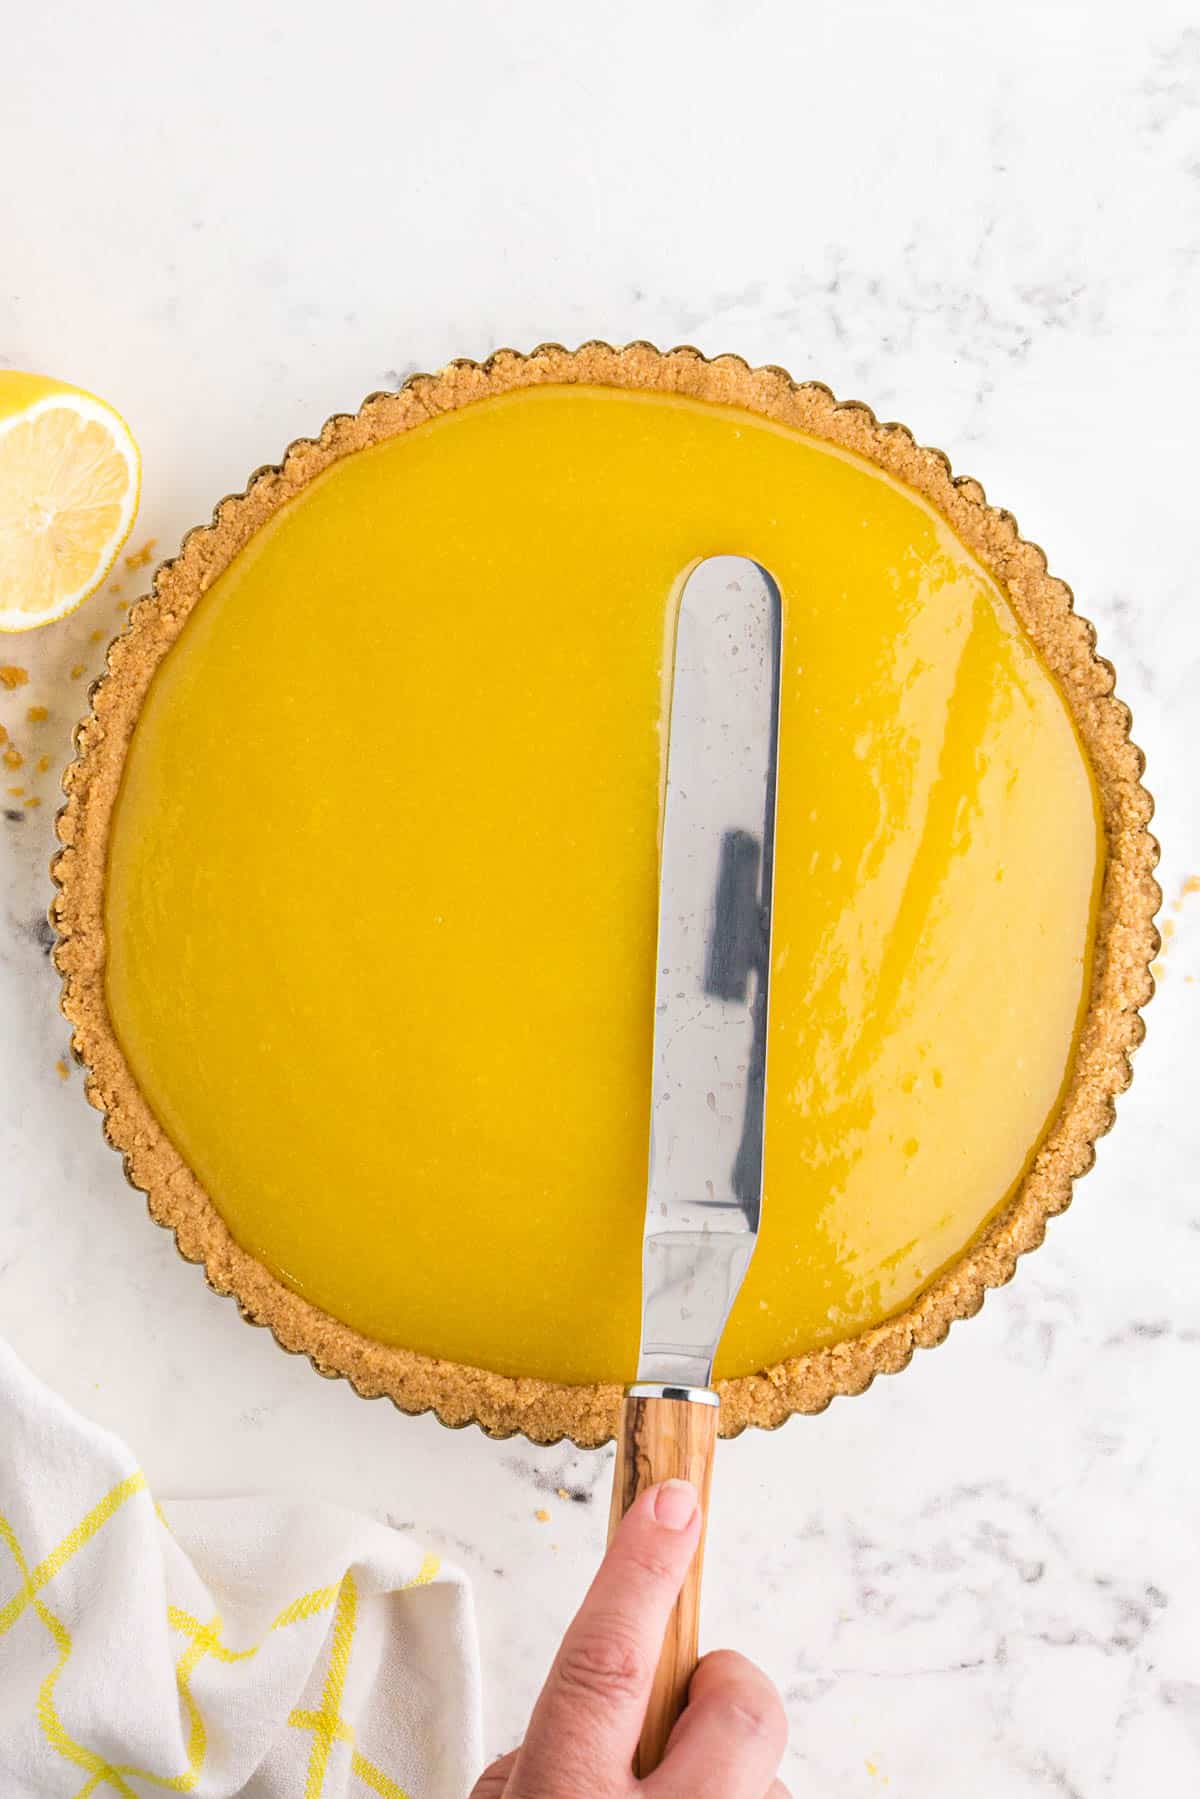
639;553;782;1388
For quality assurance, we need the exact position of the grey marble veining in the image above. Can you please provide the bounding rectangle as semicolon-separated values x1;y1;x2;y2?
2;1;1198;1791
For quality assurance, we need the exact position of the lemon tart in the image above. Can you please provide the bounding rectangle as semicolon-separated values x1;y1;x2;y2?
52;344;1158;1445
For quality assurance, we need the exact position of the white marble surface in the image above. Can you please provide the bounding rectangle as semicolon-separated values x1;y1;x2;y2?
3;2;1199;1791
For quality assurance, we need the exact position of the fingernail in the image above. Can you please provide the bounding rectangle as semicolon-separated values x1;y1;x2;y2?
653;1479;699;1531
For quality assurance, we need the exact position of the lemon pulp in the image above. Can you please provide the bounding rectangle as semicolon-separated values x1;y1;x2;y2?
105;386;1101;1384
0;370;140;632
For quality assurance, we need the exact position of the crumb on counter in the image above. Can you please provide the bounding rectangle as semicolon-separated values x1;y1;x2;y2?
556;1487;570;1501
56;1059;69;1081
37;754;50;773
26;795;41;808
0;725;6;745
124;539;156;571
0;666;30;689
70;664;84;680
3;747;23;770
7;787;23;798
534;1508;550;1524
26;705;48;723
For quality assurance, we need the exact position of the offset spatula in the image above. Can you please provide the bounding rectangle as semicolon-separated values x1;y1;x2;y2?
607;554;783;1774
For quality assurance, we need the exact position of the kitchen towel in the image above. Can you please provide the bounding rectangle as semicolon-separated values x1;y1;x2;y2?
0;1338;482;1797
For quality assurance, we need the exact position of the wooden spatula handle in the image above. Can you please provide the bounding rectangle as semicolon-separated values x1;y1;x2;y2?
607;1386;720;1775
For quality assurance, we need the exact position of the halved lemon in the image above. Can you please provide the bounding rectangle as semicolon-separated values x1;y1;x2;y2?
0;371;140;632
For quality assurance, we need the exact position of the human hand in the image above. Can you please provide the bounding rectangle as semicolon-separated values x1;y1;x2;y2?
470;1478;789;1797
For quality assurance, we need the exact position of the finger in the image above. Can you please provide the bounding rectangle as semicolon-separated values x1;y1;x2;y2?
645;1649;788;1798
508;1479;702;1796
468;1749;518;1797
767;1785;792;1798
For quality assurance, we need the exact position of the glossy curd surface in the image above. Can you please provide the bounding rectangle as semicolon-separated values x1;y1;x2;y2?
105;385;1102;1384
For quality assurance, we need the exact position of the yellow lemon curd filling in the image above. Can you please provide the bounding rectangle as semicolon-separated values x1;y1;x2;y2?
105;386;1102;1385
